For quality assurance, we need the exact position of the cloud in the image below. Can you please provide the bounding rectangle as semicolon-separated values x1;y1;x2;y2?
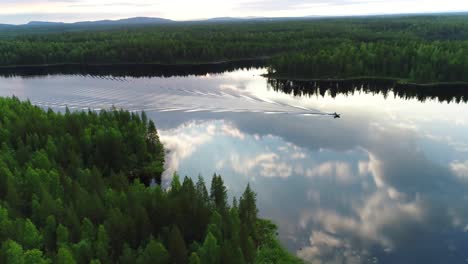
305;161;354;183
291;151;306;159
227;152;293;178
297;188;427;263
310;231;343;247
139;96;468;264
159;120;260;182
297;231;351;264
160;122;214;181
260;158;293;178
450;160;468;180
297;143;468;263
221;124;245;140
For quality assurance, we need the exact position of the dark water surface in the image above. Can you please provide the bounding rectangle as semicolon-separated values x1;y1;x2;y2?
1;66;468;264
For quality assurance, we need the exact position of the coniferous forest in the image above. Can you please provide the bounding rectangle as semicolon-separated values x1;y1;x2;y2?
0;97;301;264
1;15;468;82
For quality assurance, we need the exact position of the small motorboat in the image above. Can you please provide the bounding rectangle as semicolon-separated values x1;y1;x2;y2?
333;112;341;119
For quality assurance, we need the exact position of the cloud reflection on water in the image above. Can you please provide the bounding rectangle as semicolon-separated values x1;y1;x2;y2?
1;68;468;263
156;111;468;264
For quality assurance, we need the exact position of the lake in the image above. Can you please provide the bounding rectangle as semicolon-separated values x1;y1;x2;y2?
1;65;468;264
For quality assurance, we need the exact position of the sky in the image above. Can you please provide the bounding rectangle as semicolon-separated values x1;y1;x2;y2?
1;0;468;24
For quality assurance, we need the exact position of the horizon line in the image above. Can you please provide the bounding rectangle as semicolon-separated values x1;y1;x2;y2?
2;10;468;26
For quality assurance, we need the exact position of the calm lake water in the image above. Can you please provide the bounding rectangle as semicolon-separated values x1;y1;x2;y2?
1;66;468;264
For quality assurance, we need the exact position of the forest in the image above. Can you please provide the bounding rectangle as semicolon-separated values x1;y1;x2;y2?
1;15;468;82
0;97;301;264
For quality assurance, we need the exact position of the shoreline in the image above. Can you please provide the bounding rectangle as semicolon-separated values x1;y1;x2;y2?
1;60;467;87
264;74;468;87
0;57;270;70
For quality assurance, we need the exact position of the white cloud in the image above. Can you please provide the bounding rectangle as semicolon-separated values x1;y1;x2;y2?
358;160;370;176
310;231;343;247
298;231;361;264
298;190;426;263
206;124;216;135
160;120;246;181
366;153;386;188
221;124;245;140
306;161;354;183
260;160;293;178
291;151;306;160
160;122;213;181
228;152;293;178
450;160;468;180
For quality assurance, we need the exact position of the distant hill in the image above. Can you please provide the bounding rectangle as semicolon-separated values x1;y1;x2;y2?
204;17;252;22
22;17;173;27
27;21;65;26
0;17;176;37
1;12;467;35
202;16;321;22
0;11;467;28
5;16;311;28
74;17;174;26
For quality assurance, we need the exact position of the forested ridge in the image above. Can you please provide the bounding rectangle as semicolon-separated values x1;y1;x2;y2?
1;15;468;82
0;97;301;264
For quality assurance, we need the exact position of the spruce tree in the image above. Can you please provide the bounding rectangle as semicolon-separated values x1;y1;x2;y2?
168;226;187;264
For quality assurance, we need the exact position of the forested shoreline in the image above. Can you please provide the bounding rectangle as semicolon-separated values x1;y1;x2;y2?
0;59;267;79
0;97;301;264
268;78;468;103
1;15;468;83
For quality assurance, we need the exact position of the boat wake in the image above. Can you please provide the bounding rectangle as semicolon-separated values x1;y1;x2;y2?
0;73;335;117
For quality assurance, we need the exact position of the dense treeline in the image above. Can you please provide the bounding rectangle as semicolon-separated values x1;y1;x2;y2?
269;40;468;82
0;97;301;264
0;23;293;65
1;15;468;82
0;60;265;79
268;78;468;103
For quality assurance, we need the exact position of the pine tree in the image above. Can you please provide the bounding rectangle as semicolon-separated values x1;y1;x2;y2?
220;240;246;264
80;218;95;242
239;184;258;243
210;174;228;214
239;184;259;263
118;244;136;264
43;215;56;253
206;211;223;243
56;246;76;264
196;175;209;205
95;225;109;263
72;239;93;264
243;237;256;264
168;226;187;264
21;219;42;249
24;249;49;264
229;206;241;244
1;240;24;264
188;252;201;264
0;206;13;242
170;173;181;193
198;232;219;264
136;239;169;264
56;224;69;248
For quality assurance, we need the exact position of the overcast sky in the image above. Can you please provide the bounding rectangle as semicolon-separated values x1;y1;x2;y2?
1;0;468;24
